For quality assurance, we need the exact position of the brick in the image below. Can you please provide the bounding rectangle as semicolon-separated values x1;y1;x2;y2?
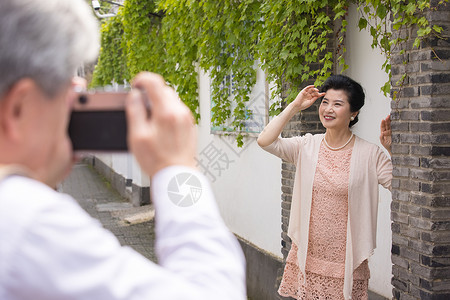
431;266;450;280
410;97;450;109
281;186;292;194
392;133;402;144
425;207;450;220
431;221;450;231
432;49;450;60
281;202;291;210
420;277;450;293
410;194;433;206
432;171;450;181
400;133;421;144
398;263;421;286
391;98;410;109
392;190;410;202
281;170;294;180
410;169;434;181
421;182;450;194
394;167;410;177
406;62;421;73
393;156;420;167
300;112;321;122
431;0;450;11
393;144;411;155
281;208;291;217
431;146;450;156
392;121;410;131
393;233;410;247
400;203;422;216
393;254;410;269
432;244;450;256
401;109;420;121
392;64;407;76
401;223;422;239
281;178;294;187
421;157;450;169
399;179;421;192
421;133;450;144
282;162;295;172
421;60;450;72
409;50;433;61
281;232;291;242
431;196;450;208
411;145;432;155
409;284;422;299
431;73;450;84
410;122;429;132
392;200;400;212
281;194;292;203
410;216;434;230
422;230;450;243
392;178;401;189
410;260;433;279
392;222;401;234
392;211;409;224
392;278;409;292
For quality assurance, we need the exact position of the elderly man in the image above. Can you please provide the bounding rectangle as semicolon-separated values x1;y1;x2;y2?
0;0;246;299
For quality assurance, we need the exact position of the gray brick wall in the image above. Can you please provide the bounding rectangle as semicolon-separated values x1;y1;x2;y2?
390;2;450;299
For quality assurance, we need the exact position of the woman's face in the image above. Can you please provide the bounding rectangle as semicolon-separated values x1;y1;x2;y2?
319;89;356;131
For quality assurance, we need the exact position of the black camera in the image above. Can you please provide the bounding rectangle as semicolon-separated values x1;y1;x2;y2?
68;91;128;152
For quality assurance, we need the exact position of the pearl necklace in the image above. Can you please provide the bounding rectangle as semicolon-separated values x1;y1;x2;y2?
323;133;354;151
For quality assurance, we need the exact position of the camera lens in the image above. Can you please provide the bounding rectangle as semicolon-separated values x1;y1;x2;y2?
79;94;88;104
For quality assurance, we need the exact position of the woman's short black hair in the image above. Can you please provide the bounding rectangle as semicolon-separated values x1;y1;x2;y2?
320;74;365;127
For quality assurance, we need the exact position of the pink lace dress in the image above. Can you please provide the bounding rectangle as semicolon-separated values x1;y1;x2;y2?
278;143;370;299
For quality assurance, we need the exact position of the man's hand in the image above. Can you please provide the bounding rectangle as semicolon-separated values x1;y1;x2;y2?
380;114;392;156
126;72;197;178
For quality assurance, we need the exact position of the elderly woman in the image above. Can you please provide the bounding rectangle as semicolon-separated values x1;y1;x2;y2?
257;75;392;300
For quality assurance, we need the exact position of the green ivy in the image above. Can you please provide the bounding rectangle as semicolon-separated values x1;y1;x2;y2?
258;0;348;115
357;0;447;97
91;0;447;145
91;9;128;87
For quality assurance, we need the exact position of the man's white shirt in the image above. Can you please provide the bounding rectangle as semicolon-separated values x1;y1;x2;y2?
0;166;246;299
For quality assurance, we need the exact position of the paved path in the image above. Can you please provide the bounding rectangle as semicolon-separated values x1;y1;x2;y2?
60;163;157;263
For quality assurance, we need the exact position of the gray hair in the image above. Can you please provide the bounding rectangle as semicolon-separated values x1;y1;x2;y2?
0;0;99;97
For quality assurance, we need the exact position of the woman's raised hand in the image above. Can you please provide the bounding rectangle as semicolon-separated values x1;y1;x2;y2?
380;115;392;156
292;85;326;111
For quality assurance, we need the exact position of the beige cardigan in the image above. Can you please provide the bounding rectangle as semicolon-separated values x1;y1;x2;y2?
262;133;392;299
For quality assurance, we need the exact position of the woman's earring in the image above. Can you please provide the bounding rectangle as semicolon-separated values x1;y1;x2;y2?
350;116;355;121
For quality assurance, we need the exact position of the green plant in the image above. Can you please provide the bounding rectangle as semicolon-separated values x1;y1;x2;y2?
356;0;447;98
91;0;447;145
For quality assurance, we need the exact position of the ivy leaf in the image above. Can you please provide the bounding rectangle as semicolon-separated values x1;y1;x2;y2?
413;37;421;48
358;18;368;30
433;25;443;34
376;5;388;19
380;81;390;96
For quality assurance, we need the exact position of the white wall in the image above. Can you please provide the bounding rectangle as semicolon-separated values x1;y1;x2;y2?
95;153;150;187
197;68;283;257
344;4;392;297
